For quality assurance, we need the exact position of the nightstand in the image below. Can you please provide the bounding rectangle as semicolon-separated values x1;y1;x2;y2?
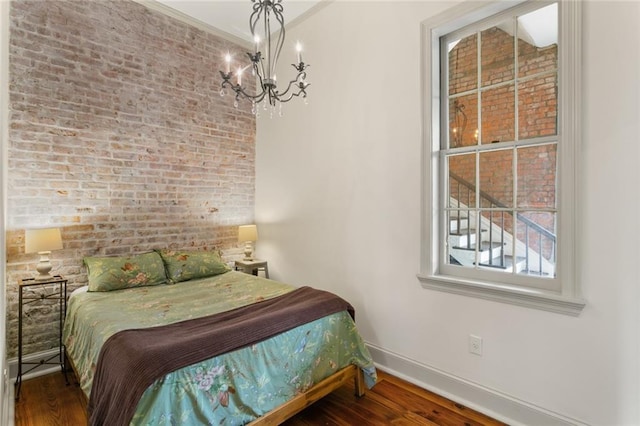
235;259;269;279
15;275;68;400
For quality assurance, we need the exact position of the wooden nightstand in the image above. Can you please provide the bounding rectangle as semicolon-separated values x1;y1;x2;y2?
15;275;68;400
235;259;269;279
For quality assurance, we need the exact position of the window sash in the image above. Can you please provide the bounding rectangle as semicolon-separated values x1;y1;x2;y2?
439;2;559;289
418;0;585;316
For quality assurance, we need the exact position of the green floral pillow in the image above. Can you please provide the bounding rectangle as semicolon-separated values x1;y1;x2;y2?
84;252;169;292
157;249;230;283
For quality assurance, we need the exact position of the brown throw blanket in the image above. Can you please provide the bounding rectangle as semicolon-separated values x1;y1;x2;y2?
88;286;355;426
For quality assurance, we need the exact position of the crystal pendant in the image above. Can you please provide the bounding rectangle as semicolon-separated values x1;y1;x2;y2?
219;88;226;97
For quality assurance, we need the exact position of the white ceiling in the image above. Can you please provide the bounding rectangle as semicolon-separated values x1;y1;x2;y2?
153;0;557;53
155;0;322;43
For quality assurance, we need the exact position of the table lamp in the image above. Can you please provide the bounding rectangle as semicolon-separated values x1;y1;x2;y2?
25;227;63;280
238;224;258;260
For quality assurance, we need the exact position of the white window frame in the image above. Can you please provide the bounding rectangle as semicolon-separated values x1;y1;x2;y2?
418;0;585;316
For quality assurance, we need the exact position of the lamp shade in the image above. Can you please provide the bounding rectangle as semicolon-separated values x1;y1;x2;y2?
25;228;63;253
238;224;258;242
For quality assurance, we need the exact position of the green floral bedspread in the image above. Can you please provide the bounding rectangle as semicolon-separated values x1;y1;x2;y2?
63;271;376;425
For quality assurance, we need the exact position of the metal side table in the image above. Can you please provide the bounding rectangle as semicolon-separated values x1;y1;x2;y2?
15;275;68;400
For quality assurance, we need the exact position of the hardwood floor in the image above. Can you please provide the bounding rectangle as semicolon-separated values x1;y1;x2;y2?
15;370;506;425
14;373;87;426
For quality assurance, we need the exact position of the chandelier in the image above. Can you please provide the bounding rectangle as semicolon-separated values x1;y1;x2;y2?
219;0;310;114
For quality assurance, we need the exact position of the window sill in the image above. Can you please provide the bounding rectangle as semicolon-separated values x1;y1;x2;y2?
417;273;586;316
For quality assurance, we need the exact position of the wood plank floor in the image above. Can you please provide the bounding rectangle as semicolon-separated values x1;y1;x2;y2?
15;370;506;425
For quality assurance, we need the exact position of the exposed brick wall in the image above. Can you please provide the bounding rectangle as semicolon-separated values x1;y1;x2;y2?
6;0;255;358
449;27;558;147
448;26;557;258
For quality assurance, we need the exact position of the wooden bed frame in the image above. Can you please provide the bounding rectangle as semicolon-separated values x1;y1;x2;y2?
66;349;365;425
249;364;364;425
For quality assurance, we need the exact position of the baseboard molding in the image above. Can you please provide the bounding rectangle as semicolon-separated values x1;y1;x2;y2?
367;343;587;426
2;364;11;426
7;348;63;382
5;384;14;426
7;345;586;425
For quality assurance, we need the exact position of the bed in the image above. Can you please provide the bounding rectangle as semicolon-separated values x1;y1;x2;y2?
62;249;376;425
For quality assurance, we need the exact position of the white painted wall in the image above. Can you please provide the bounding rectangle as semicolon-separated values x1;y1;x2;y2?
256;1;639;424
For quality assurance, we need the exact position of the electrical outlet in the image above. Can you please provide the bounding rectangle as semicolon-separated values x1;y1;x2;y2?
469;334;483;356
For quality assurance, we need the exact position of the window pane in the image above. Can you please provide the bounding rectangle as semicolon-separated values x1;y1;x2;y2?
517;144;557;209
518;75;557;139
477;209;512;271
448;153;476;209
515;211;557;278
449;33;477;95
481;21;515;87
481;84;515;144
447;154;479;268
479;149;513;208
517;3;558;78
449;94;478;148
446;209;478;267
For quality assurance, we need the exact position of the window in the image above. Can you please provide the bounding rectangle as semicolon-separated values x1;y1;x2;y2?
419;0;585;315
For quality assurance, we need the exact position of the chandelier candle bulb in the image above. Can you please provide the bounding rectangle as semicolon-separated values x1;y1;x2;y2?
225;52;231;73
237;67;242;86
296;42;303;64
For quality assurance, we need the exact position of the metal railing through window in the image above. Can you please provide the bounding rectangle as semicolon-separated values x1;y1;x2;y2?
449;172;556;275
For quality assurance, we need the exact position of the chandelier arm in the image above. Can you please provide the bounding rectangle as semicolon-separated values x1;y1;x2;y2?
271;6;286;78
275;70;307;98
249;1;263;36
274;85;309;103
221;73;268;104
276;81;309;101
235;84;268;103
247;51;267;86
249;54;267;91
265;7;272;79
249;1;267;78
